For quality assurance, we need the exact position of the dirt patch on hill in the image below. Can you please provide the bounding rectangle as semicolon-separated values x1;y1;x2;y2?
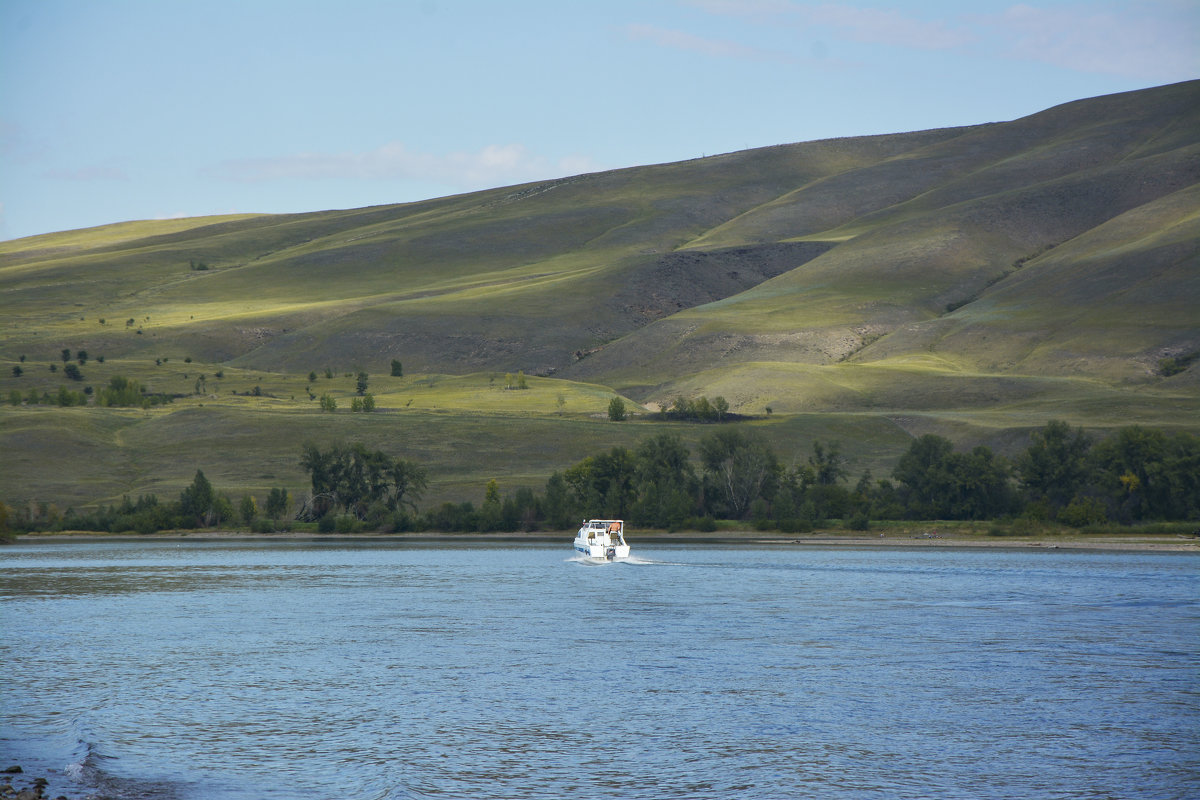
612;241;837;324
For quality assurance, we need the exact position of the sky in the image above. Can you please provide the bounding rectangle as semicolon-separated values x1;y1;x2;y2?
1;0;1197;242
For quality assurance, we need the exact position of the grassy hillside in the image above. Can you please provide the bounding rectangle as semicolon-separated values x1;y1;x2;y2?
2;80;1197;513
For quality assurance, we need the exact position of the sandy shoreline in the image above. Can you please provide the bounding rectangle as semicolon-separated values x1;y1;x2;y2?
13;529;1200;552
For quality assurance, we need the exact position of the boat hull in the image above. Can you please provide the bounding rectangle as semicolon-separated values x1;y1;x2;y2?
573;541;631;560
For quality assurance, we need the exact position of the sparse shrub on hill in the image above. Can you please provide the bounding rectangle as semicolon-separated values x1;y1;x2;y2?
1158;351;1199;377
55;386;87;406
504;371;529;390
658;396;733;422
96;375;144;407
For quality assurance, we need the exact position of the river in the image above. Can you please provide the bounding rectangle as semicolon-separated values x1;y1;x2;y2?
2;540;1197;799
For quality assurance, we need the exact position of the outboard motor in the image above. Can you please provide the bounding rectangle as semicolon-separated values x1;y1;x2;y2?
606;546;616;561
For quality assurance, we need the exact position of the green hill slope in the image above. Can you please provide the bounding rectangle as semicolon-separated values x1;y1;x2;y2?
2;80;1197;512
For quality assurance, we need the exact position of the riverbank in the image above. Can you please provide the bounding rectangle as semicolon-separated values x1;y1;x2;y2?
13;526;1200;552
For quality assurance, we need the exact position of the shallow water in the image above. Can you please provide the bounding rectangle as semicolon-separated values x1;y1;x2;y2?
2;541;1198;799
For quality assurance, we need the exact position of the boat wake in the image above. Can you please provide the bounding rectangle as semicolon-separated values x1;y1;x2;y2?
566;554;679;566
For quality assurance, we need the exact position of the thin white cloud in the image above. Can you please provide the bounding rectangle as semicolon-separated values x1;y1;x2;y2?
209;141;602;188
685;1;974;51
802;4;974;50
987;3;1200;80
624;22;792;61
688;1;1199;79
44;165;127;181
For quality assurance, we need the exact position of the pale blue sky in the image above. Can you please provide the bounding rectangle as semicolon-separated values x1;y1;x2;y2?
2;0;1197;241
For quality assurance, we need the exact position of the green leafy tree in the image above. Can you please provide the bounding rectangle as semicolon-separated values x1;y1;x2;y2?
809;440;848;486
607;397;626;421
1017;420;1092;513
266;488;290;521
699;429;780;519
356;372;369;396
949;446;1017;520
390;359;403;377
631;433;698;528
212;493;234;526
319;393;337;412
480;479;503;531
56;386;87;407
361;393;375;412
239;494;258;526
1058;496;1107;528
1088;426;1200;522
63;363;83;381
542;472;576;529
179;469;216;527
892;435;956;518
97;375;145;407
61;348;71;363
893;435;1016;519
11;365;22;378
563;447;638;519
299;442;427;520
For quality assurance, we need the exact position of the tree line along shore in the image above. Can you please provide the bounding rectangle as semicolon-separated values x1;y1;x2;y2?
4;420;1198;542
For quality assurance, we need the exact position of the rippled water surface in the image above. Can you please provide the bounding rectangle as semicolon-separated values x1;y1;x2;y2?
2;540;1198;799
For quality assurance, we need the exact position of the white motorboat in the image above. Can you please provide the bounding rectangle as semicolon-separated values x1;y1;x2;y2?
573;519;631;560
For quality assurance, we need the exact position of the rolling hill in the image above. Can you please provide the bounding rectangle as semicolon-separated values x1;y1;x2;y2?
2;80;1198;512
